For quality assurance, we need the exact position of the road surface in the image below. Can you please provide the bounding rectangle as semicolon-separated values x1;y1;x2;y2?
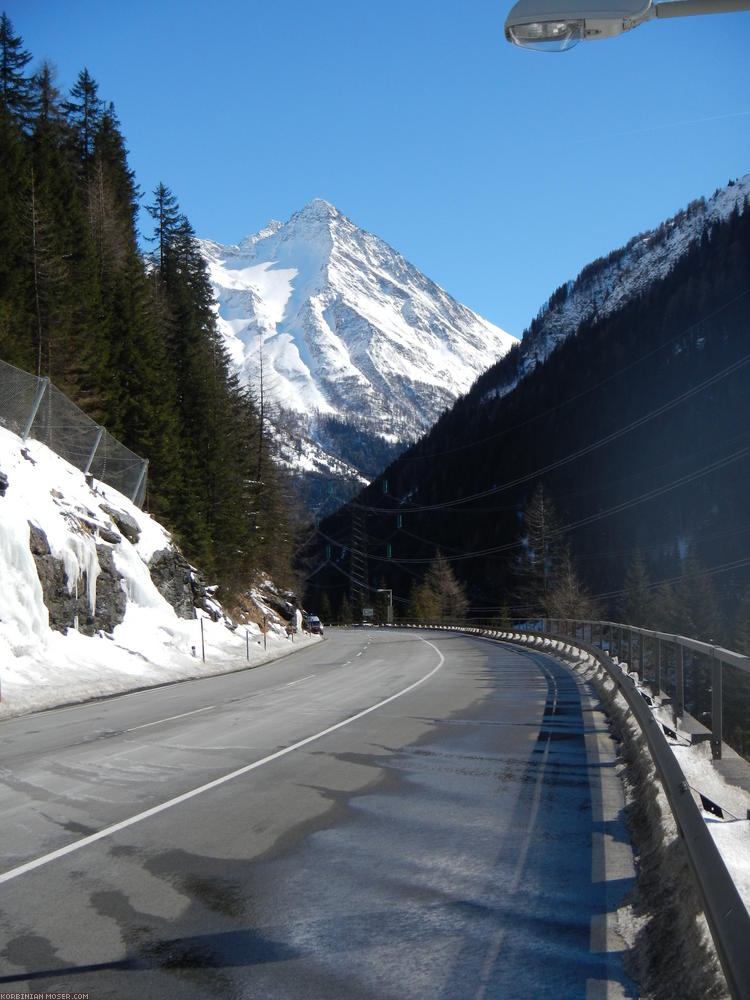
0;627;637;998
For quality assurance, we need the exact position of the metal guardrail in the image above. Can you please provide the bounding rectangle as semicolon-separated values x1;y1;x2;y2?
543;618;750;761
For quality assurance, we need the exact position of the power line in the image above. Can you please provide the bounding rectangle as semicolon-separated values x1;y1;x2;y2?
364;438;750;566
349;288;750;514
354;349;750;515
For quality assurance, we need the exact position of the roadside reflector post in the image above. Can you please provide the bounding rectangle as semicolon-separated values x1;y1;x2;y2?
200;617;205;663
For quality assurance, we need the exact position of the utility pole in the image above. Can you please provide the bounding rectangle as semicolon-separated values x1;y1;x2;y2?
350;505;368;618
377;588;394;625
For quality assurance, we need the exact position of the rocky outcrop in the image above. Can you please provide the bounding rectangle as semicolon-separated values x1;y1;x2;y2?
28;523;126;635
101;504;140;545
148;547;195;620
0;470;8;496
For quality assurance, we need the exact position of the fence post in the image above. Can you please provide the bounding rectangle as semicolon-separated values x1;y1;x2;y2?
675;643;685;724
22;376;49;440
83;425;105;476
711;651;723;760
130;458;149;506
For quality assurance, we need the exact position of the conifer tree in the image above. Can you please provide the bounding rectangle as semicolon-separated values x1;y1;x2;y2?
545;544;599;621
338;593;353;624
514;481;564;616
418;551;468;623
675;556;721;643
0;100;29;365
64;68;104;181
0;13;32;127
30;60;64;129
146;182;180;272
650;581;680;633
621;550;653;627
733;584;750;655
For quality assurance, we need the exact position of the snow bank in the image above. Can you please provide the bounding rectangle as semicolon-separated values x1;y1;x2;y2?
0;424;319;720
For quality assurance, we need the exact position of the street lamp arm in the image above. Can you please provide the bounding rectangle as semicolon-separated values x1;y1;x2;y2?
505;0;749;48
655;0;750;17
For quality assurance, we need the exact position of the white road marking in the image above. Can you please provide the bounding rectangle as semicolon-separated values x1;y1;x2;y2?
0;638;445;886
124;706;215;732
284;674;316;687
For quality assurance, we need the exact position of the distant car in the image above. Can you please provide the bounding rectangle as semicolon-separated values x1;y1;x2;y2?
309;616;324;635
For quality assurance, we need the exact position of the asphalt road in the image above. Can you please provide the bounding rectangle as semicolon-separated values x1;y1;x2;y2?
0;627;637;999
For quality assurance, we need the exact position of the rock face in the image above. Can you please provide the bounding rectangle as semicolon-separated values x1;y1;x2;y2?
101;504;140;545
28;523;127;635
148;548;196;620
0;471;8;497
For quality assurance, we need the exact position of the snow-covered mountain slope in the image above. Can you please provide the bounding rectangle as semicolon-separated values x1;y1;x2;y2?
483;174;750;401
0;425;318;719
200;200;516;462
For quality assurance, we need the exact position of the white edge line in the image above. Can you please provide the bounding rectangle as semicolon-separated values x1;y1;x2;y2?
124;706;215;732
0;638;444;886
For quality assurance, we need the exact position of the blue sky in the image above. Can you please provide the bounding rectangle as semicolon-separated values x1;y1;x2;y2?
8;0;750;338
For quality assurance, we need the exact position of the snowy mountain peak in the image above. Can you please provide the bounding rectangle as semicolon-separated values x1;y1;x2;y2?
294;198;338;221
200;202;516;502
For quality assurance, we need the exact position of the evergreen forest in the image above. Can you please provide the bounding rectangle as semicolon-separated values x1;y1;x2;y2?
0;14;294;596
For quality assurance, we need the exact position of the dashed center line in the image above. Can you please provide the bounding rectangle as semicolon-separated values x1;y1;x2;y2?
285;674;316;687
124;706;215;732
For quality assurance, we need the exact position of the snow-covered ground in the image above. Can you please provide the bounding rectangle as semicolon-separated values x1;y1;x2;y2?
0;424;319;720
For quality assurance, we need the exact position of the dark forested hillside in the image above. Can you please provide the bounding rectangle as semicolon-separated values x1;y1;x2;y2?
0;13;293;593
310;198;750;648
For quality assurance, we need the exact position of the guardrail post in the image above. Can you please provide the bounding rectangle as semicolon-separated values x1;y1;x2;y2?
711;652;723;760
675;643;685;723
641;634;647;683
627;628;633;671
656;638;662;694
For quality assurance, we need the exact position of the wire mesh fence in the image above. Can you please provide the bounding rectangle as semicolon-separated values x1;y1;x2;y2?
0;358;148;506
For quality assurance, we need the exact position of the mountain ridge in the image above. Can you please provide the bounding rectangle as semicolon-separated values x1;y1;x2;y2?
479;174;750;403
199;201;517;510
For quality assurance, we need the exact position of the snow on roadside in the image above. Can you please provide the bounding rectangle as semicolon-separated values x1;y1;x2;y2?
0;424;319;720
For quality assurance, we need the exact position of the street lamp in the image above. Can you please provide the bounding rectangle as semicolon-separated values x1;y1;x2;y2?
504;0;750;50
